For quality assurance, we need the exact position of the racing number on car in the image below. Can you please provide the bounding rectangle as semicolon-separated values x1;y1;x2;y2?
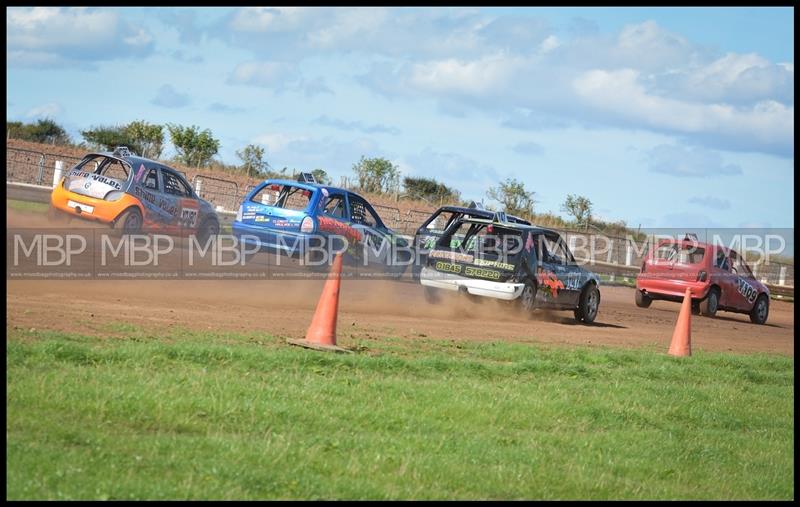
736;277;758;304
180;208;198;228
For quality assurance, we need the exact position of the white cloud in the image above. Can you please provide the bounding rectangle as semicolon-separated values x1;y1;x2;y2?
646;144;742;178
228;61;296;88
253;133;309;153
408;53;524;96
26;102;62;118
221;10;792;157
7;7;154;67
572;68;793;155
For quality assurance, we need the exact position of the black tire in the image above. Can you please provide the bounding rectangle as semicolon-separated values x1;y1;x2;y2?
196;219;219;247
518;280;537;314
691;301;701;315
117;207;143;235
635;289;652;308
575;283;600;323
749;294;769;325
423;286;441;305
699;287;719;317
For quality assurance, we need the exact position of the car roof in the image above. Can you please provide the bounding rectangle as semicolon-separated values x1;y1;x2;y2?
89;151;177;170
259;178;369;200
453;216;559;235
658;237;730;254
434;205;529;223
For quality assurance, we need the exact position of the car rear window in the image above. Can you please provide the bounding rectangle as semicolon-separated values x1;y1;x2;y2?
424;210;458;233
252;184;314;211
440;221;523;259
74;155;131;180
655;243;705;265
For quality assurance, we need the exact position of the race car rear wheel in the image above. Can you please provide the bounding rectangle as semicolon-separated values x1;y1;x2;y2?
518;280;537;314
118;207;142;235
634;289;652;308
699;287;719;317
196;218;219;246
574;283;600;324
749;294;769;325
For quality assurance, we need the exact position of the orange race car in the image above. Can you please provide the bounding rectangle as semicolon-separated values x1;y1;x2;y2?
50;147;219;242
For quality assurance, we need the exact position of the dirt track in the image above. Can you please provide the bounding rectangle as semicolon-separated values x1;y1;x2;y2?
6;209;795;355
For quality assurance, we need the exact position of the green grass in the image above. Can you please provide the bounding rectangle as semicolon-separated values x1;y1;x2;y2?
7;199;50;214
6;325;794;500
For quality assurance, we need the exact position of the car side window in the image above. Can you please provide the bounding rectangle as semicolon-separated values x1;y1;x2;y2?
349;196;380;228
144;168;159;191
729;251;752;277
714;250;730;271
542;233;568;264
322;194;346;219
162;169;192;197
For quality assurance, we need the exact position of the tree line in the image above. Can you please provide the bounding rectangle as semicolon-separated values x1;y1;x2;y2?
7;118;601;230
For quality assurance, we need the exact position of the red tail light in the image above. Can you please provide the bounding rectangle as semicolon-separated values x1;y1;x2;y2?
300;216;315;233
697;270;707;282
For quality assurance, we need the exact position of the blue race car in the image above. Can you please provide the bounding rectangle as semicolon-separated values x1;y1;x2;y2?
232;173;411;274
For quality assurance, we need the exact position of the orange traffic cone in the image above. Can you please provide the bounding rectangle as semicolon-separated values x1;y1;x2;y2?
668;288;692;357
287;253;351;353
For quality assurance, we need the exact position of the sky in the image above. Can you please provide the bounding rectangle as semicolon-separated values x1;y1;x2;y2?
6;6;795;229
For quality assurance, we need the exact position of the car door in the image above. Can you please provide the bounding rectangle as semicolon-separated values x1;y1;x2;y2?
347;194;391;266
538;231;583;307
317;191;355;253
728;250;759;311
131;164;172;228
158;167;200;233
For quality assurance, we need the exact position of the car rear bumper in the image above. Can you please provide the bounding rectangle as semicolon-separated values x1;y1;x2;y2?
636;277;710;299
420;267;524;300
50;184;137;224
232;221;310;255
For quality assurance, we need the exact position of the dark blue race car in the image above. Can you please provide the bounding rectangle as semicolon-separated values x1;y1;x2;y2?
232;173;411;274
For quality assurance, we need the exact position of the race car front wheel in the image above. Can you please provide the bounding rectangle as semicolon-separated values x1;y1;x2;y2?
575;283;600;324
749;294;769;325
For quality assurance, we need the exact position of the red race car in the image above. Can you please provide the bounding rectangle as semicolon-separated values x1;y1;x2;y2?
635;235;770;324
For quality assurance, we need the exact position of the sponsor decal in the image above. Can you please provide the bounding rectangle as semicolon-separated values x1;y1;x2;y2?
435;261;462;274
473;258;515;271
537;269;565;298
134;164;147;182
736;277;758;304
133;186;156;205
254;216;269;222
464;266;501;280
429;249;474;264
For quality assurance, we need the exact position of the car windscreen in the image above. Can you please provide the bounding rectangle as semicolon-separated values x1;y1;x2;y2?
654;243;705;265
251;183;315;211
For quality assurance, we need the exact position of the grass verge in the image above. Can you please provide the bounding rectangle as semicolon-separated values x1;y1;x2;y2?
6;325;794;500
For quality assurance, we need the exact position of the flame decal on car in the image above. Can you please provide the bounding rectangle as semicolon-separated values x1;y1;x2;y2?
537;269;565;298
